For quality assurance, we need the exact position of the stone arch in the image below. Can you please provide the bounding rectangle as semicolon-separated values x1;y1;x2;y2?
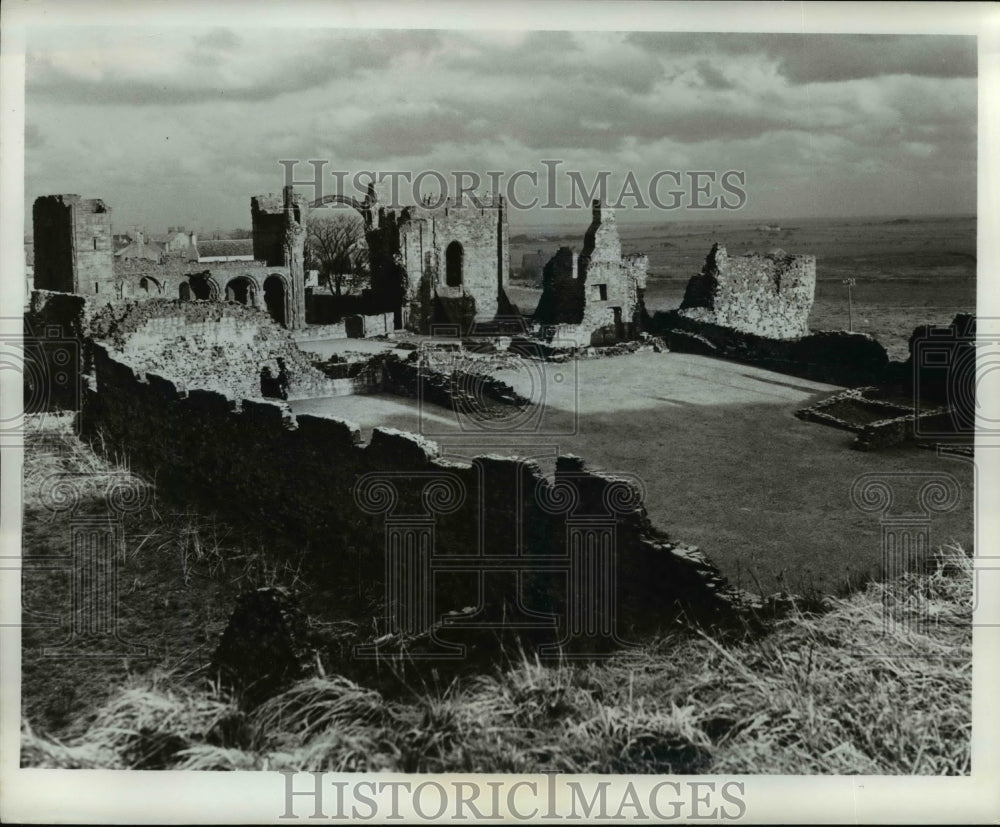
310;187;376;228
445;240;464;287
264;273;289;326
225;275;257;306
138;276;161;295
188;273;219;300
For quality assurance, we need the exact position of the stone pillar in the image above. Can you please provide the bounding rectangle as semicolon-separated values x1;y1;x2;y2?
282;185;308;330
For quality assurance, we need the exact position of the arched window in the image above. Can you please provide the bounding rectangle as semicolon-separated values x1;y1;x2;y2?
445;241;463;287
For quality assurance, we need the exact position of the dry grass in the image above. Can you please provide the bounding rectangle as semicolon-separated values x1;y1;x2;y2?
22;544;971;774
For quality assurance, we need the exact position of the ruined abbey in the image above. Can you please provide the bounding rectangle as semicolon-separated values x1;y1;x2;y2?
31;187;657;346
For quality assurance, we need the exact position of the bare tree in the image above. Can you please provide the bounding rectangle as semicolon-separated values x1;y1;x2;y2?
305;213;369;295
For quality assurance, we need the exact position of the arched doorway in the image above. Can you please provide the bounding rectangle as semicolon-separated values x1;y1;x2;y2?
445;241;463;287
225;276;255;306
190;275;214;300
264;275;287;325
138;276;160;295
179;282;191;301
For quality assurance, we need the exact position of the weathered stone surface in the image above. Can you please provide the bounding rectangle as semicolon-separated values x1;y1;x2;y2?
33;195;114;297
33;189;308;330
364;194;509;334
534;202;648;346
678;243;816;339
81;345;752;636
72;299;340;401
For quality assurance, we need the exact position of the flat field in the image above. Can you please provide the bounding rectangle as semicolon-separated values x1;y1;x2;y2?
292;351;974;596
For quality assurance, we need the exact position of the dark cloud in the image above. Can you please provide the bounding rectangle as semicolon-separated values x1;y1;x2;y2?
625;32;976;83
27;29;443;105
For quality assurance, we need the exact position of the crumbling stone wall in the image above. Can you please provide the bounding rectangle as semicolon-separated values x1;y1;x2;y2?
32;195;114;296
86;299;337;400
247;186;308;330
368;196;510;334
678;244;816;339
81;346;745;629
34;191;304;330
112;257;295;325
534;202;648;346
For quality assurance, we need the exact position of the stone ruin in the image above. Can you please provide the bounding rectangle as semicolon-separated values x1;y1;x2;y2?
359;191;511;334
677;243;816;339
28;290;340;402
533;201;648;346
32;195;115;297
32;187;309;331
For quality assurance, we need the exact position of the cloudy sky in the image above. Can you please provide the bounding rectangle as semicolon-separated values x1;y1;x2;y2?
24;27;977;233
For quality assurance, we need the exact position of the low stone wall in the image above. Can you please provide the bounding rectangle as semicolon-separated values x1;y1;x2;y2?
377;352;529;414
292;322;348;341
651;311;890;386
81;344;746;631
794;388;913;432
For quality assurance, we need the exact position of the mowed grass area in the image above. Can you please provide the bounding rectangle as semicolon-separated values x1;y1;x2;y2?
23;543;972;774
292;351;975;595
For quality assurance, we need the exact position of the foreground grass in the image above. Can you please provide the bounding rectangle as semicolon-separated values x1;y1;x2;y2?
22;545;971;774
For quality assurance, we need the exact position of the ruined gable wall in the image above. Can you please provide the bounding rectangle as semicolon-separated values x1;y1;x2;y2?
679;244;816;339
81;346;741;626
534;247;581;325
535;204;648;343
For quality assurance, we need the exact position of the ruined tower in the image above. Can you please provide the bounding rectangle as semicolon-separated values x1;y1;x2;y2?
250;185;309;329
32;195;114;296
393;195;510;334
535;201;648;345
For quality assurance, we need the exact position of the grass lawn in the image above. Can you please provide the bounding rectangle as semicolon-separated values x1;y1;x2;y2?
292;351;975;595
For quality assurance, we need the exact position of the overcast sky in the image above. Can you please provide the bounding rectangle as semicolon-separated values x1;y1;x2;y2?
24;28;977;233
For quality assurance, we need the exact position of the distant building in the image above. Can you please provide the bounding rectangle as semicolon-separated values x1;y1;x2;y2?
151;227;198;254
197;238;255;263
115;230;164;263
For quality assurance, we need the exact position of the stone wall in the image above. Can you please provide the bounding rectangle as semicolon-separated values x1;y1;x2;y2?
678;244;816;339
80;345;745;631
534;203;648;346
35;190;305;330
368;196;509;334
84;298;338;400
33;195;114;297
652;310;890;386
